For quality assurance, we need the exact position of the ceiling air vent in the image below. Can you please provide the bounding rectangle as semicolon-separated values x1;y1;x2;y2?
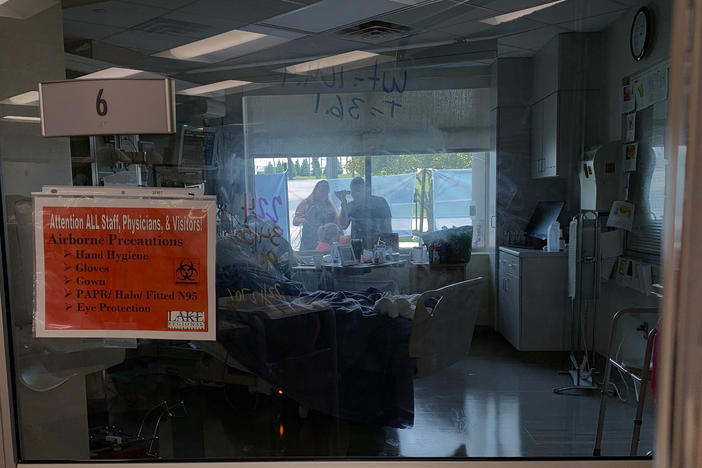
337;20;411;44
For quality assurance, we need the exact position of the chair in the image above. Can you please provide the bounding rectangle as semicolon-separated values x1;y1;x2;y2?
593;307;658;456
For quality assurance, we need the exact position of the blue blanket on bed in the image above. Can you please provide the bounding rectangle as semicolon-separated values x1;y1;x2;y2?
215;262;415;428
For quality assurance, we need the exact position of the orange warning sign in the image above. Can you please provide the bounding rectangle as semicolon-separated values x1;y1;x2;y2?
34;195;216;340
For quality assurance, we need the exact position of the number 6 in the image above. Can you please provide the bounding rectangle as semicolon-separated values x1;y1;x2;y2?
96;89;107;116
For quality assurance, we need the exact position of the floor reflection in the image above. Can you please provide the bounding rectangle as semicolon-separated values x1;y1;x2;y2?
91;328;654;459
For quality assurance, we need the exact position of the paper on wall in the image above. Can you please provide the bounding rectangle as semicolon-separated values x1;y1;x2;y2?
633;78;649;110
623;142;638;172
649;66;669;104
607;201;635;231
622;84;635;114
625;112;636;141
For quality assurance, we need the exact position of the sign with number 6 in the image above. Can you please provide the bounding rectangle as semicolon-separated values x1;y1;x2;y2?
39;78;175;136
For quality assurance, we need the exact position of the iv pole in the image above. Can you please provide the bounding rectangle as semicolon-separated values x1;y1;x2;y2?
554;210;601;393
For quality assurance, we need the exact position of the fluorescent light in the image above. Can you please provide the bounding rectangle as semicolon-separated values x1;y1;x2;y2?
178;80;252;96
76;67;145;79
480;0;567;26
155;30;266;61
281;51;393;75
2;115;41;123
0;90;38;105
154;26;303;63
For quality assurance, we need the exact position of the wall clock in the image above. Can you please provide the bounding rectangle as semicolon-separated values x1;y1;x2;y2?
630;7;651;61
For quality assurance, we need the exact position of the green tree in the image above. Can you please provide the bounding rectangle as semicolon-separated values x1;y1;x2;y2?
346;156;365;176
312;157;322;178
264;162;275;174
287;157;295;179
300;158;311;176
370;153;472;175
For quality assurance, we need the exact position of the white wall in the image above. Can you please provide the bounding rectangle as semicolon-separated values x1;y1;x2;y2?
600;0;672;142
589;0;670;355
0;4;84;460
0;4;71;196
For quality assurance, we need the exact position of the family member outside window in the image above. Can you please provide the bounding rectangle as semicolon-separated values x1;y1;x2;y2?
293;180;338;250
337;177;392;248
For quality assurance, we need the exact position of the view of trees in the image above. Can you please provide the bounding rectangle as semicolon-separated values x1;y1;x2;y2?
345;153;472;176
262;153;472;179
263;156;352;180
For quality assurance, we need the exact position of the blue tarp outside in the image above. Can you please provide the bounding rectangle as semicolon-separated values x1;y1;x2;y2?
254;173;290;240
432;169;473;230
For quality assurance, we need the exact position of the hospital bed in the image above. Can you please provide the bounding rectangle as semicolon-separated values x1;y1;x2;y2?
211;234;484;427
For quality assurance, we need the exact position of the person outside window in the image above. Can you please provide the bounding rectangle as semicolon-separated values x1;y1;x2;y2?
293;179;338;250
337;177;392;248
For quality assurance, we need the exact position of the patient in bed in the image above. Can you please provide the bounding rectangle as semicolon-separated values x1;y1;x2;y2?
215;229;416;428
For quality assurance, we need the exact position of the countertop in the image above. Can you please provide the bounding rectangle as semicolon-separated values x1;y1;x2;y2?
499;246;568;257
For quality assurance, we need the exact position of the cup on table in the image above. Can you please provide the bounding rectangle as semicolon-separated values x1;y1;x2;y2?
313;255;322;270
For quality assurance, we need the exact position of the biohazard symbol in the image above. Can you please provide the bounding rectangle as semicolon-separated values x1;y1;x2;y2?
175;258;199;284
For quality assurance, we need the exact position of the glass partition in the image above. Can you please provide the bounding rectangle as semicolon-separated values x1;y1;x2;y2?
0;0;676;463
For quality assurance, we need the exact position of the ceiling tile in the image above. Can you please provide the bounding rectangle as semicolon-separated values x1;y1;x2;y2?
161;10;247;37
498;44;533;57
525;0;627;27
371;29;462;48
427;18;493;37
556;10;627;32
62;1;169;29
262;0;412;33
218;32;359;66
497;24;567;54
609;0;643;6
379;0;472;28
477;0;561;15
103;30;194;53
418;1;525;36
63;19;124;40
121;0;194;8
178;0;298;24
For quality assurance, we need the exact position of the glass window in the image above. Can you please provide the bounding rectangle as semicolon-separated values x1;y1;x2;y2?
0;0;676;463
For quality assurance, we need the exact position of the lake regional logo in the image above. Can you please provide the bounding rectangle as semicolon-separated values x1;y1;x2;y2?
168;310;205;330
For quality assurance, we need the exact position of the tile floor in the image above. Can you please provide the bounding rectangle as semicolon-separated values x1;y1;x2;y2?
93;327;655;460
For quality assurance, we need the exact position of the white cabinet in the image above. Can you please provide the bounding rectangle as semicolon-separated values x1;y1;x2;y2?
530;99;543;178
497;254;520;347
498;247;569;351
530;91;581;179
